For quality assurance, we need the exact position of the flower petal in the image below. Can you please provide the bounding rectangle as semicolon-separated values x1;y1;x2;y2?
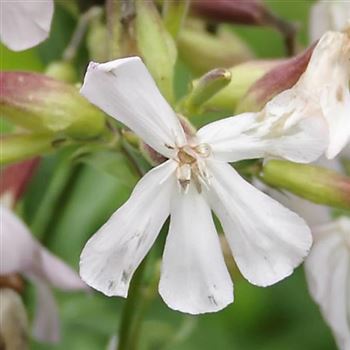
80;57;186;158
159;185;233;314
32;279;60;343
309;1;350;42
0;0;54;51
305;219;350;350
206;161;312;287
33;249;87;291
1;205;86;291
299;31;350;158
197;106;327;163
80;160;177;297
0;205;37;275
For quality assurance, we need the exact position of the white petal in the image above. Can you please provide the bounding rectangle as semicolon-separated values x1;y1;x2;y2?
197;106;327;163
309;1;350;42
0;205;37;275
0;0;54;51
159;185;233;314
80;57;186;158
32;278;60;343
206;161;312;287
80;160;177;297
309;0;331;42
305;219;350;350
299;31;350;158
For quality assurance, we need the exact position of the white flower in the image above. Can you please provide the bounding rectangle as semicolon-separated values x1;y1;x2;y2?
0;205;87;343
263;30;350;159
310;0;350;42
261;152;350;350
305;216;350;350
0;0;54;51
79;56;326;314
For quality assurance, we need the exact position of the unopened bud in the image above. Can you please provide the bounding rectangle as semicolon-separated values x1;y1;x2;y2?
261;160;350;210
191;0;298;56
178;24;253;76
0;158;40;205
181;68;232;115
236;45;314;113
162;0;190;38
45;61;78;83
87;12;109;61
199;60;278;112
135;0;177;103
0;288;29;350
0;72;105;139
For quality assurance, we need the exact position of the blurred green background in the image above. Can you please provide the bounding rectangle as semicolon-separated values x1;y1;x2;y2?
1;0;337;349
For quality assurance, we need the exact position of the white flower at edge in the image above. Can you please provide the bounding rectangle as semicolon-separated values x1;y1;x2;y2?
78;56;329;314
310;0;350;42
0;205;87;343
261;29;350;159
0;0;54;51
261;152;350;350
305;216;350;350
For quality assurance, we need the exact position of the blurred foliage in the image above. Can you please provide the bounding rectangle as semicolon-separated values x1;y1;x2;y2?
1;0;337;349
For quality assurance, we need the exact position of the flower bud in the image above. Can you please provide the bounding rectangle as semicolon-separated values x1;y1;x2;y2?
135;0;177;103
236;45;314;113
198;60;278;112
178;24;253;76
87;11;109;61
1;134;58;165
162;0;190;38
191;0;297;55
0;72;106;139
181;68;232;115
261;160;350;210
0;158;40;206
45;61;78;83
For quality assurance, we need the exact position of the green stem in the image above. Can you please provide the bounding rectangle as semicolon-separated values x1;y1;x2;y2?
118;259;148;350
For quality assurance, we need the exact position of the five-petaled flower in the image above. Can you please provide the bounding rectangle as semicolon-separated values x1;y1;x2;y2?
79;56;327;314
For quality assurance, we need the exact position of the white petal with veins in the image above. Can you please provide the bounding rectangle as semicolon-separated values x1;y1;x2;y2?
206;161;312;287
80;160;177;297
0;0;54;51
80;57;186;158
159;185;233;314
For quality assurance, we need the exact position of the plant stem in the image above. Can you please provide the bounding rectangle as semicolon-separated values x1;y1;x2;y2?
117;259;148;350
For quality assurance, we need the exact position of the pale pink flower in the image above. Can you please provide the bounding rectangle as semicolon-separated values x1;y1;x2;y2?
1;205;87;343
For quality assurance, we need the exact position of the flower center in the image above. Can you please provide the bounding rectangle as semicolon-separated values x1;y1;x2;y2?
175;143;211;193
